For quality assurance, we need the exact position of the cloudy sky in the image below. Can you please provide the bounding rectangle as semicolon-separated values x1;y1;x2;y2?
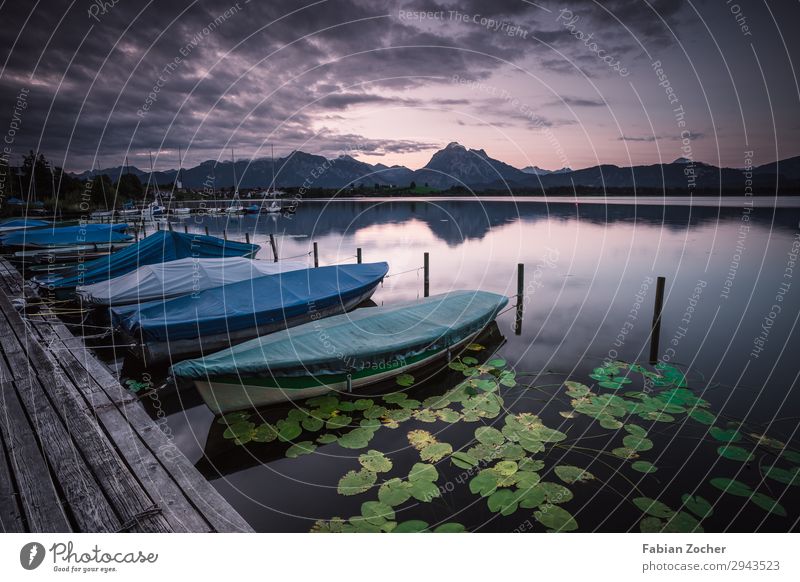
0;0;798;172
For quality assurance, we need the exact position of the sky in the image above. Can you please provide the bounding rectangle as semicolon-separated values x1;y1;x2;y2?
0;0;798;173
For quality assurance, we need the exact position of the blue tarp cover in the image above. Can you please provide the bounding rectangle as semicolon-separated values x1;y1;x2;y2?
171;290;508;379
36;230;260;290
113;262;389;342
0;223;130;247
0;219;49;229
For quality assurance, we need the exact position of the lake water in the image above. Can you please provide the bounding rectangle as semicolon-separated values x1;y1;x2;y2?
123;198;800;532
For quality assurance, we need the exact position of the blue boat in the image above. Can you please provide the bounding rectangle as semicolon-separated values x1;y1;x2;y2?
171;290;508;413
33;230;260;296
0;218;50;234
0;223;131;249
113;262;389;363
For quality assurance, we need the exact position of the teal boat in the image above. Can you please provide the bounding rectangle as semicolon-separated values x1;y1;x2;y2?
171;290;508;414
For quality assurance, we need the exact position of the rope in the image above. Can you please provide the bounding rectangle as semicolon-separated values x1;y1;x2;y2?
279;251;312;261
114;505;164;532
384;266;423;278
326;254;358;266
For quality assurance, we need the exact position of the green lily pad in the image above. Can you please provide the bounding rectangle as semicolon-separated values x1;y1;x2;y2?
433;522;466;533
488;358;506;368
361;501;395;525
631;461;658;474
409;479;440;502
518;485;547;509
487;489;520;515
316;433;338;444
395;373;415;387
217;411;249;425
495;460;519;476
717;445;754;462
223;421;255;441
378;478;412;506
408;462;438;483
519;458;545;472
554;465;595;484
251;423;278;443
394;520;429;532
475;426;504;446
420;442;453;462
681;494;713;518
623;435;654;452
276;419;302;442
633;497;674;518
751;492;787;517
624;424;648;438
358;450;393;473
534;504;578;531
301;416;324;432
688;408;716;425
764;466;799;486
437;408;461;423
539;482;573;504
338;469;377;496
469;470;499;497
709;427;742;443
286;441;317;458
709;478;752;497
337;427;376;449
451;451;479;469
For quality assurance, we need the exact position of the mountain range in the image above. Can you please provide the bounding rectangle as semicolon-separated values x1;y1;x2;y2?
74;142;800;193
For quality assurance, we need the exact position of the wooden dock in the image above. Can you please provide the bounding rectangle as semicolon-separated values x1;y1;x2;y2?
0;258;253;533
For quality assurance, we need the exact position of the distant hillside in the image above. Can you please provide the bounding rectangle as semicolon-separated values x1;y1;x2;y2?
72;145;800;194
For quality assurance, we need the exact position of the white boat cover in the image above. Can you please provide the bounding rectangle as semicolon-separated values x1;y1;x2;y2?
76;257;308;306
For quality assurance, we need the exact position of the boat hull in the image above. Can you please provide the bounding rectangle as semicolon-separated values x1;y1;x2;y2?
130;284;378;364
193;333;478;414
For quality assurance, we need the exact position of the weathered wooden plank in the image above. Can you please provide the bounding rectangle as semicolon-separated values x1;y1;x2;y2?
0;409;26;532
37;316;252;532
0;380;71;532
29;320;211;533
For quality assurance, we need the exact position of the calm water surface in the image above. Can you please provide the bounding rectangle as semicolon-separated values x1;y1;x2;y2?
120;198;800;532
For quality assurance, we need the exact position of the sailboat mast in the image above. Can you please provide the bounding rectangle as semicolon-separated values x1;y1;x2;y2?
271;143;275;196
231;147;238;198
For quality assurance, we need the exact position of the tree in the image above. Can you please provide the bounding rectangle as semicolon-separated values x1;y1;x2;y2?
117;173;144;200
409;181;417;189
89;174;113;208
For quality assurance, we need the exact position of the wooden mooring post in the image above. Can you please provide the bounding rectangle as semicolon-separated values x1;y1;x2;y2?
515;263;524;336
204;226;209;236
649;276;666;364
357;247;362;264
184;224;189;234
313;242;319;268
269;234;279;262
423;252;430;297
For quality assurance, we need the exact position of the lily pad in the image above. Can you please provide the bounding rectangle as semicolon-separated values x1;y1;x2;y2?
640;516;663;533
361;501;395;525
623;435;654;452
681;494;713;518
251;423;278;443
518;485;547;509
451;451;479;469
709;478;752;497
633;497;674;518
554;465;595;484
378;478;412;506
338;469;377;496
662;511;703;533
688;408;716;425
487;489;520;515
495;460;519;477
286;441;317;458
395;373;415;387
631;461;658;474
469;470;499;497
539;482;573;504
276;419;302;442
410;479;440;502
475;426;505;446
358;450;393;473
717;445;754;462
337;427;376;449
751;492;787;517
534;505;578;531
764;466;799;486
466;343;485;351
433;522;466;533
709;427;741;443
394;520;429;532
408;462;438;483
420;442;453;462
